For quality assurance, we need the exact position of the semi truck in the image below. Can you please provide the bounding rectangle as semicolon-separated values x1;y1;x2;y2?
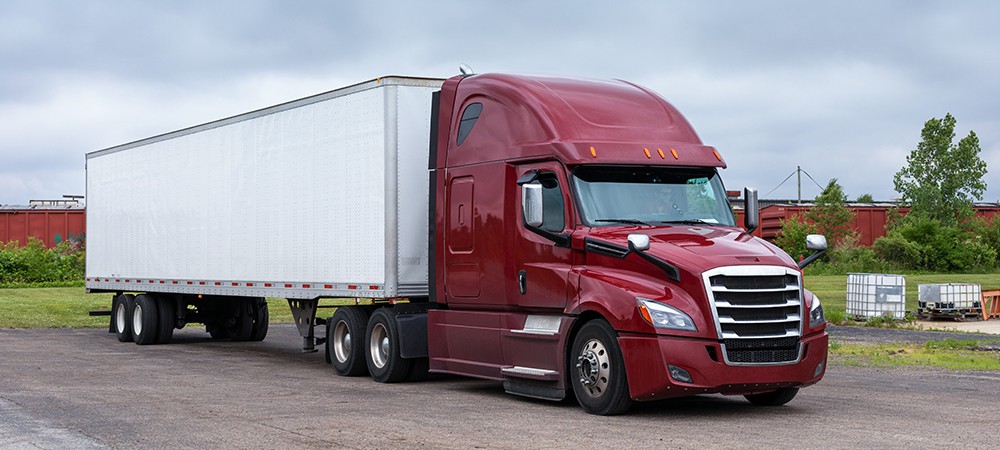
86;69;829;415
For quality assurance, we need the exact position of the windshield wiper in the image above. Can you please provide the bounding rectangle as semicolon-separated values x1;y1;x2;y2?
593;218;650;226
657;219;714;225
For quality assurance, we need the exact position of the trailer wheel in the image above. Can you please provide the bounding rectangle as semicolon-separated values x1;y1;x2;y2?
131;294;160;345
248;298;269;342
229;300;254;341
329;307;370;376
155;295;175;344
744;388;798;406
113;294;135;342
366;308;411;383
570;320;632;415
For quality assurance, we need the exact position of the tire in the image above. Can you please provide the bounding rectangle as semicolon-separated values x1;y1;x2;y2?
131;294;160;345
329;307;370;376
155;295;175;344
366;308;411;383
113;294;135;342
208;324;229;340
570;320;632;415
223;299;253;341
745;388;799;406
248;298;269;342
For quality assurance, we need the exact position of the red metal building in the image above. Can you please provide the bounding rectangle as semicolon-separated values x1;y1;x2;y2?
735;203;1000;246
0;204;86;248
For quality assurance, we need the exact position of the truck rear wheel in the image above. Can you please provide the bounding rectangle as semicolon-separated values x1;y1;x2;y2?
155;295;175;344
248;298;269;342
744;388;798;406
329;306;370;376
113;294;135;342
366;308;411;383
131;294;160;345
570;320;632;415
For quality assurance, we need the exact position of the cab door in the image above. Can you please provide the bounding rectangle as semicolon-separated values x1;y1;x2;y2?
511;162;574;310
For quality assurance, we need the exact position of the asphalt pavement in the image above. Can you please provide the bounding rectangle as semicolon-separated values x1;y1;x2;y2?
2;324;999;449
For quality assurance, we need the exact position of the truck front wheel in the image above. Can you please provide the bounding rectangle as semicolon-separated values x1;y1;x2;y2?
329;306;370;376
570;320;632;415
744;388;798;406
366;308;411;383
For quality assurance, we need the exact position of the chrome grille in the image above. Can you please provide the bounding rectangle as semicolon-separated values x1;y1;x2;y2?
703;266;803;365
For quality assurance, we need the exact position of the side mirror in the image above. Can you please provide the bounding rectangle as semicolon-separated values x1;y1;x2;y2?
806;234;828;251
522;182;543;228
743;187;759;235
627;234;650;252
798;234;829;269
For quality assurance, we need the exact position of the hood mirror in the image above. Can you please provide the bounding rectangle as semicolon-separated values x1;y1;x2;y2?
806;234;828;251
627;234;650;252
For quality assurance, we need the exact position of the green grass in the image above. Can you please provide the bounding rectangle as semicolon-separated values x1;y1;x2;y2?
830;339;1000;370
0;287;295;328
804;273;1000;322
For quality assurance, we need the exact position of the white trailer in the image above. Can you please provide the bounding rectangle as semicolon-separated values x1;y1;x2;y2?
86;77;444;347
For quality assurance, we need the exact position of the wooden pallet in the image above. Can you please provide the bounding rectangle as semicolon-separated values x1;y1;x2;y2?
916;308;983;322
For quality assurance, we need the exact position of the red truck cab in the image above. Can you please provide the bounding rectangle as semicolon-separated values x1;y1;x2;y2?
427;73;828;415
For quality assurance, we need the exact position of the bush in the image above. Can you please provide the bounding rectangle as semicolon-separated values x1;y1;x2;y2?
774;214;812;262
0;238;85;284
872;215;996;272
808;233;888;274
969;216;1000;266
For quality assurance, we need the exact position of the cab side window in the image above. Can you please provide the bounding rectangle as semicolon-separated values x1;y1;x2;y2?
456;103;483;146
538;176;565;232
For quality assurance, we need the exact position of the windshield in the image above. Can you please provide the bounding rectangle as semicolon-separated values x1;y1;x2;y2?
572;166;736;227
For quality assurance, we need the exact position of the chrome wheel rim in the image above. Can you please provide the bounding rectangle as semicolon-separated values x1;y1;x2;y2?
369;323;389;369
132;304;143;336
576;338;610;397
116;301;127;333
333;321;351;364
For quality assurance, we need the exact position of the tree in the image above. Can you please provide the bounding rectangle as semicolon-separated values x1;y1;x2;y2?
805;178;856;247
856;193;874;203
893;113;988;226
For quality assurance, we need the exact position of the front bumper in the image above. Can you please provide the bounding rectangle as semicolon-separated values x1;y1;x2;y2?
618;331;828;401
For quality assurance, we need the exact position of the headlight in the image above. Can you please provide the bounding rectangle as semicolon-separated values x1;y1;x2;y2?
637;298;697;332
810;295;825;328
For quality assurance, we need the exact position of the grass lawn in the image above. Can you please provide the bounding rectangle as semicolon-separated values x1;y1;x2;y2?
3;273;999;329
0;287;294;328
804;273;1000;320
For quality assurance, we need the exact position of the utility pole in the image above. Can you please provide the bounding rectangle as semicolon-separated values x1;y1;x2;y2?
797;165;801;204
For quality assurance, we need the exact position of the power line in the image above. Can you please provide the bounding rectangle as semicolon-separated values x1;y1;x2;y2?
762;166;827;200
799;168;825;191
763;169;797;198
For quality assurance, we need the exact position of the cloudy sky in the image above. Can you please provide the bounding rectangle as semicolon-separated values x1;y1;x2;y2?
1;1;998;205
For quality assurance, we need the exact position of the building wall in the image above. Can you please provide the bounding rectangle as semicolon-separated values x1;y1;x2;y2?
0;208;86;248
735;205;1000;246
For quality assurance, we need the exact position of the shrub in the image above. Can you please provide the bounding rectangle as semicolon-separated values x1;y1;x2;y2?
873;215;997;272
808;233;888;274
774;214;812;262
0;238;85;284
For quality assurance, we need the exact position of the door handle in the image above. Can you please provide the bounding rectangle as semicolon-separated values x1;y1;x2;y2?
518;270;527;295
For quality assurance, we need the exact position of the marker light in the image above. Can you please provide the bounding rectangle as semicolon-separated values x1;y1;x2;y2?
670;148;679;159
712;150;722;161
656;148;666;159
590;146;597;158
643;148;651;159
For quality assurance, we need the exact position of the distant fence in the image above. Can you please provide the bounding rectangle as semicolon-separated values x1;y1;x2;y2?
0;206;86;248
